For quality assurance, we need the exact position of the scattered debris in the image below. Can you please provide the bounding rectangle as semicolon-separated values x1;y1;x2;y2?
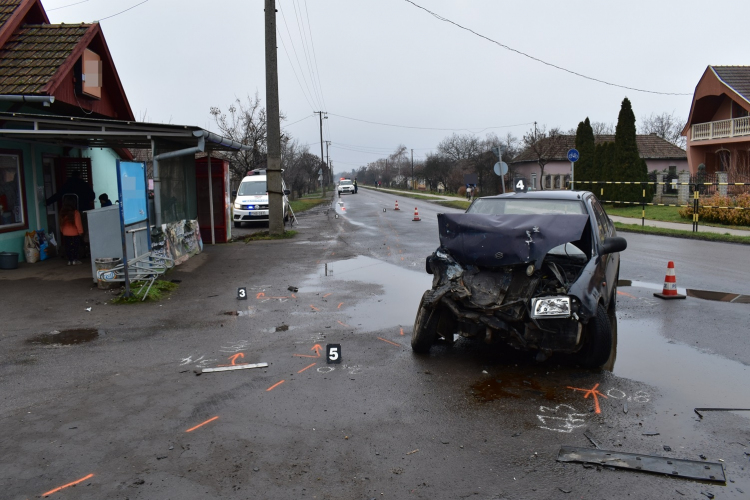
664;446;672;452
700;454;707;460
201;362;268;374
557;445;726;483
558;488;571;493
85;307;92;312
623;402;628;414
583;431;601;449
642;432;660;436
440;440;449;444
694;407;750;419
700;492;714;499
406;449;419;455
288;286;299;292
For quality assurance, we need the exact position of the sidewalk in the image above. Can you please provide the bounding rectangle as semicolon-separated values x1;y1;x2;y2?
363;186;750;236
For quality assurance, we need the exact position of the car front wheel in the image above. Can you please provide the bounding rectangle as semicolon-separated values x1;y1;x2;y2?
234;221;242;228
412;291;439;353
577;304;613;368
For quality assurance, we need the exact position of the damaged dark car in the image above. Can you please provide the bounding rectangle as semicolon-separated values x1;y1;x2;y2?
413;190;626;368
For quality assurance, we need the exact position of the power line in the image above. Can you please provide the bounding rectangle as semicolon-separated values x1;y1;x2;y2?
48;0;89;11
328;112;533;133
291;0;325;111
403;0;691;96
277;28;316;111
283;114;315;127
97;0;148;21
303;0;329;112
278;2;322;110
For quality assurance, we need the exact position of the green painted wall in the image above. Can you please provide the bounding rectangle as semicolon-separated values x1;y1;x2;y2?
83;147;120;207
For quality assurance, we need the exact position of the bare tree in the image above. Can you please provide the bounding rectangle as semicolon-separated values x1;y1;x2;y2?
591;121;616;135
522;125;566;190
639;111;686;148
210;93;285;182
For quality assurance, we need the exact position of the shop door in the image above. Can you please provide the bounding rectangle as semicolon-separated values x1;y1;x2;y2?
195;157;228;243
53;157;94;211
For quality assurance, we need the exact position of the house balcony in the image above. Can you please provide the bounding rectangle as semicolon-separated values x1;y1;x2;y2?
691;116;750;141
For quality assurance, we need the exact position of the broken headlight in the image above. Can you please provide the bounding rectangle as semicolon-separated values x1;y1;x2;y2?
530;296;571;319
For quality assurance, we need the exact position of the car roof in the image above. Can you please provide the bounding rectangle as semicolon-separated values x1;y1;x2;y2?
480;190;592;201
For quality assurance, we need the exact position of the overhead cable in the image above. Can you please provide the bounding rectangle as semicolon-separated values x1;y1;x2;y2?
328;112;533;133
97;0;148;21
403;0;691;96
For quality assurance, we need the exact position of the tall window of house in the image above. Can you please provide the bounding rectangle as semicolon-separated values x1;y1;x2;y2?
717;150;731;172
531;174;537;190
0;153;25;231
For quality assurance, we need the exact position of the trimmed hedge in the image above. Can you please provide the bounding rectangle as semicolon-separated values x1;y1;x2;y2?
679;193;750;226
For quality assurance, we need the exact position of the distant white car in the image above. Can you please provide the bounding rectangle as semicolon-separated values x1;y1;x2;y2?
338;179;354;195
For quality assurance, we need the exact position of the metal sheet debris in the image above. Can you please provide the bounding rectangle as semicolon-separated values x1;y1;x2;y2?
557;445;726;483
201;362;268;373
694;407;750;419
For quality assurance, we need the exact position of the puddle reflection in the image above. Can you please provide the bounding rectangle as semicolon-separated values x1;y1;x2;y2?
27;328;99;345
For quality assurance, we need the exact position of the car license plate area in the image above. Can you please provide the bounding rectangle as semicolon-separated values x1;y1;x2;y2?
251;210;269;216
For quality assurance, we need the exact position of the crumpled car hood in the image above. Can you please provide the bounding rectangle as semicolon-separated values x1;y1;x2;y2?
437;213;590;268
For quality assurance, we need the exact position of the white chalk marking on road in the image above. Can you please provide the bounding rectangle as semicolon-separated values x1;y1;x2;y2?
202;362;269;373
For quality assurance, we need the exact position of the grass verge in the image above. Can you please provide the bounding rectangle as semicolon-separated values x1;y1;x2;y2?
605;203;750;231
614;222;750;245
244;230;297;242
289;196;330;214
112;280;179;304
435;200;471;210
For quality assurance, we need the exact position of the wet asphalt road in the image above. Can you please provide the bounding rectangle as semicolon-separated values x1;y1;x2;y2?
1;189;749;499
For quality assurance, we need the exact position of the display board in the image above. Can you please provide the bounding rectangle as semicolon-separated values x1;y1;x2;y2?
117;161;148;225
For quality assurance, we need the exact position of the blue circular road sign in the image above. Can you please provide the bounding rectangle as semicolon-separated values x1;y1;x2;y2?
567;149;580;162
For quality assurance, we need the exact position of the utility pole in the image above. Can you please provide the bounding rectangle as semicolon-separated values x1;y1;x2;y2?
411;149;414;190
265;0;283;235
315;111;327;197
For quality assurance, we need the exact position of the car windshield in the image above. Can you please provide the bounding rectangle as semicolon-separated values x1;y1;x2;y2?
238;181;267;196
340;180;352;186
467;198;587;215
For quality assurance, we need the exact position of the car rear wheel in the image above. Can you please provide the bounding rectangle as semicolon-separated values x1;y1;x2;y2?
412;291;439;353
234;221;242;228
577;304;613;368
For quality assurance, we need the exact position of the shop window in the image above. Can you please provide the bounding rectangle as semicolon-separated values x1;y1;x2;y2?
0;152;26;232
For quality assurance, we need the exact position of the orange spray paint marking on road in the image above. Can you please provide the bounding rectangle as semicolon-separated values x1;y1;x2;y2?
617;290;637;299
256;292;265;299
378;337;401;347
323;293;332;298
42;473;95;497
310;305;320;311
298;363;317;373
337;302;343;309
267;380;285;392
291;294;297;299
401;257;404;261
400;328;404;336
294;344;323;358
229;353;244;366
337;320;350;327
567;383;608;414
185;416;219;433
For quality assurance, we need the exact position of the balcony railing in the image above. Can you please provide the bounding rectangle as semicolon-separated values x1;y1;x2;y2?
691;116;750;141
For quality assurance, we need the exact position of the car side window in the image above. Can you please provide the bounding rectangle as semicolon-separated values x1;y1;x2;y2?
589;198;609;243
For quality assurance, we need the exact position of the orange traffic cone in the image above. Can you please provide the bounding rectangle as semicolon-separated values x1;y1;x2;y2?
412;207;421;221
653;261;686;299
394;200;400;211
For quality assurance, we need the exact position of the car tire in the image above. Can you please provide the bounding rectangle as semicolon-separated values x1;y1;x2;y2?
234;221;242;228
412;291;439;353
578;304;613;368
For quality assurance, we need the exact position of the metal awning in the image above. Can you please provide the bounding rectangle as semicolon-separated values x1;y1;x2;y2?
0;112;252;152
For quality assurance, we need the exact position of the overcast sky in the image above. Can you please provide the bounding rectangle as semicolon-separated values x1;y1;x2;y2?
47;0;750;172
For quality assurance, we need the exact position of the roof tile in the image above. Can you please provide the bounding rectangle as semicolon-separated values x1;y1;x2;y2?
511;134;686;163
0;23;90;94
712;66;750;104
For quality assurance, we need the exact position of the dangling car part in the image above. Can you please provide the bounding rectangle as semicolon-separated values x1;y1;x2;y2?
412;191;626;368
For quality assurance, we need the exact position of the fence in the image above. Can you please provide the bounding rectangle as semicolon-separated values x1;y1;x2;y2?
569;180;750;232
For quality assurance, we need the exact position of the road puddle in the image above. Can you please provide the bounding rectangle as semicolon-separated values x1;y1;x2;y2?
303;255;432;331
619;279;750;304
27;328;98;345
472;374;559;402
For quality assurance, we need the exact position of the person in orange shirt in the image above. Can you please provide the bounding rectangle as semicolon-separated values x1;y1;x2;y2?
60;198;84;265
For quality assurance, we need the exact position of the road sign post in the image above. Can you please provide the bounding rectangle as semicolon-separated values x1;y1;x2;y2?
567;149;580;190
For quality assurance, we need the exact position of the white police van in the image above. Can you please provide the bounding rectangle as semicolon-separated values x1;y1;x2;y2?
232;169;290;227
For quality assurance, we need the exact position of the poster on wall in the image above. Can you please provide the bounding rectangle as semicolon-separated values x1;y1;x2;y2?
117;161;148;225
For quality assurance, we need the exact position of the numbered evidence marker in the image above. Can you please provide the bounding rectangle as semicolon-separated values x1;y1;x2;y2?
237;287;247;300
514;177;529;193
326;343;342;364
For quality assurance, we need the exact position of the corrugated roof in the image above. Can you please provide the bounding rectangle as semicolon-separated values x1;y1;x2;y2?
511;134;686;163
711;66;750;105
0;0;22;27
0;23;90;94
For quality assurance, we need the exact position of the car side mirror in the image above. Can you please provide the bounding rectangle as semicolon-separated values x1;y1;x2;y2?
284;189;291;196
231;190;237;198
601;236;627;255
